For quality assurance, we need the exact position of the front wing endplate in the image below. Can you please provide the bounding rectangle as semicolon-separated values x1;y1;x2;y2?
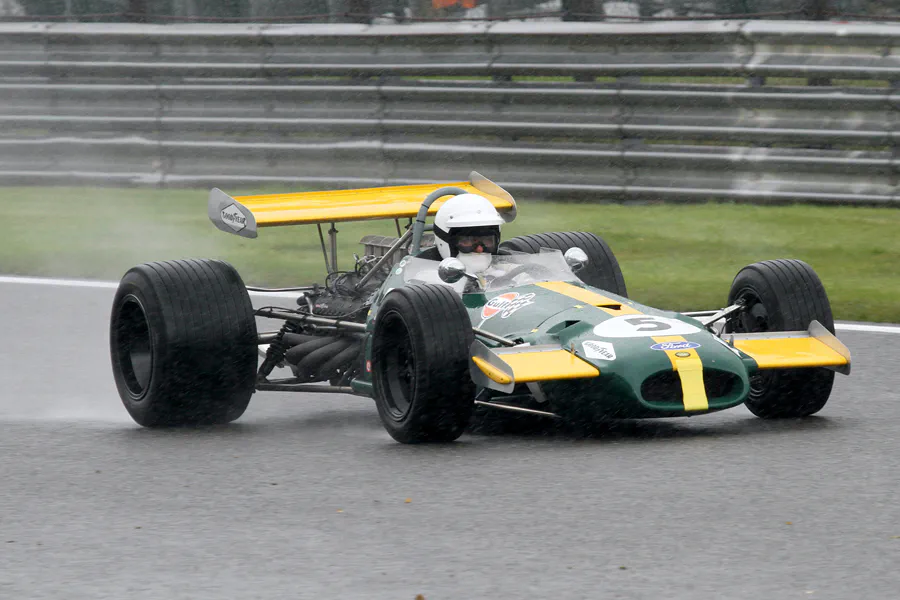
727;320;851;375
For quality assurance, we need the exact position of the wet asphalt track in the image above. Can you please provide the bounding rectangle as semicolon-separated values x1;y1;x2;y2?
1;279;899;600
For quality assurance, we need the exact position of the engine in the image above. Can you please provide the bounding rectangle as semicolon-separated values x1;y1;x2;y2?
283;332;362;385
280;254;388;385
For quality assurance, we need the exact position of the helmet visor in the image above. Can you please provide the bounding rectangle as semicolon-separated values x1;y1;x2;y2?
454;233;498;254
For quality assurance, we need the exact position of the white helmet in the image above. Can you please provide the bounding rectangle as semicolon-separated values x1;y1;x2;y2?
433;193;504;273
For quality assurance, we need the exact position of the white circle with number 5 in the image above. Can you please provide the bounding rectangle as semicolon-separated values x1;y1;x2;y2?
592;315;701;338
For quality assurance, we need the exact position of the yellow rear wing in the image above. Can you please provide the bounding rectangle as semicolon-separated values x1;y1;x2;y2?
727;320;851;375
208;171;516;239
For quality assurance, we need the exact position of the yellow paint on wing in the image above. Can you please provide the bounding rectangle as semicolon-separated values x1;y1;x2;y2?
535;281;641;315
234;182;514;226
471;356;512;385
732;337;848;370
497;349;599;383
652;335;709;411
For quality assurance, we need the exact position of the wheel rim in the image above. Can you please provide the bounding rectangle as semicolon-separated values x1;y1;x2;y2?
115;295;153;399
380;311;415;420
730;288;774;399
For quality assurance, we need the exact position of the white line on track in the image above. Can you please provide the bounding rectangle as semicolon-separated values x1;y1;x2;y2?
3;274;900;334
831;323;900;334
0;274;297;298
0;274;119;290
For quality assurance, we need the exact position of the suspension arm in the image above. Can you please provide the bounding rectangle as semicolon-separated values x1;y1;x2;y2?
255;308;367;333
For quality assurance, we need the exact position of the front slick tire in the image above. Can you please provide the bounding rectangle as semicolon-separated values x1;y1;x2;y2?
110;259;258;427
372;284;475;443
726;259;835;419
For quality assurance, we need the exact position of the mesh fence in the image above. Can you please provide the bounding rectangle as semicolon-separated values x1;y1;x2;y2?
6;0;899;21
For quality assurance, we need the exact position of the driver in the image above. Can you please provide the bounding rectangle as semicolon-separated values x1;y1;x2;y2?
432;193;504;274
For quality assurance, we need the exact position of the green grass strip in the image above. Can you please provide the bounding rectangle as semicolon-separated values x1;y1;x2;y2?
3;186;897;322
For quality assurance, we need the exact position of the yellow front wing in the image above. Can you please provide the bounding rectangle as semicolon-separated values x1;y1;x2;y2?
470;341;599;394
727;321;851;375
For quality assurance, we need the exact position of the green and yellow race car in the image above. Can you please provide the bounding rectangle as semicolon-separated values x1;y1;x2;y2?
109;172;850;443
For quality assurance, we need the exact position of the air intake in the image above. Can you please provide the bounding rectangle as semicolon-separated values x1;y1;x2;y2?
641;369;740;404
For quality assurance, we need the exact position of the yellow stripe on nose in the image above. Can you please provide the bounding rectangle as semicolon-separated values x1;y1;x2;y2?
535;281;641;315
651;335;709;411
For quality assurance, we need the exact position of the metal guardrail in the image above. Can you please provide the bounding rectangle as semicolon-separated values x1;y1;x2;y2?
0;21;898;204
5;0;899;25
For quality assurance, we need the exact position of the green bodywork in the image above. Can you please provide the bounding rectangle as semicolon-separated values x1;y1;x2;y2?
351;252;758;420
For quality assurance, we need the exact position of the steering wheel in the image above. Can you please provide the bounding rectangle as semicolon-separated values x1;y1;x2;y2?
487;263;557;287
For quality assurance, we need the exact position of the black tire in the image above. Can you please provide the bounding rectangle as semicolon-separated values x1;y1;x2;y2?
372;284;475;443
726;259;835;419
500;231;627;297
110;259;258;427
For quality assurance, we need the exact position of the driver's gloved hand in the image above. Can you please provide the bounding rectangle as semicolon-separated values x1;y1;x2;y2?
463;278;482;294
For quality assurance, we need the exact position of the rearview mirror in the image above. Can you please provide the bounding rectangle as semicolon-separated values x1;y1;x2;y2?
438;257;468;284
564;247;589;272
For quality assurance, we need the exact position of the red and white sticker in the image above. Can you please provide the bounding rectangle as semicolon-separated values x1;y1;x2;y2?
481;292;536;321
366;360;372;373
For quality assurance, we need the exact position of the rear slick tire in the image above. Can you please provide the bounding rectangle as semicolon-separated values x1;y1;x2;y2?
372;284;475;443
726;259;835;419
500;231;627;297
109;259;258;427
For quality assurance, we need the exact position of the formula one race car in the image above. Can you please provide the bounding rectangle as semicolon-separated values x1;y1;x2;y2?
109;172;851;443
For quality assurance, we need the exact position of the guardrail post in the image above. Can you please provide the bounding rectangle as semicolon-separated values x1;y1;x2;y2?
636;0;654;17
563;0;598;81
747;75;765;87
488;3;512;83
890;78;899;193
801;0;832;87
127;0;148;22
562;0;595;21
329;0;371;23
800;0;829;20
392;0;407;22
346;0;372;23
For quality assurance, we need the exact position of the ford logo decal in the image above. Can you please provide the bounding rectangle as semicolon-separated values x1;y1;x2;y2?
650;341;701;351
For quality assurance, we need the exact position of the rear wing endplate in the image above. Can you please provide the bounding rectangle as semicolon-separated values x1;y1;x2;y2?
209;188;258;238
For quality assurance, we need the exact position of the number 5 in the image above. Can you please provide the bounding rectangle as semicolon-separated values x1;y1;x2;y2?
624;317;672;332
